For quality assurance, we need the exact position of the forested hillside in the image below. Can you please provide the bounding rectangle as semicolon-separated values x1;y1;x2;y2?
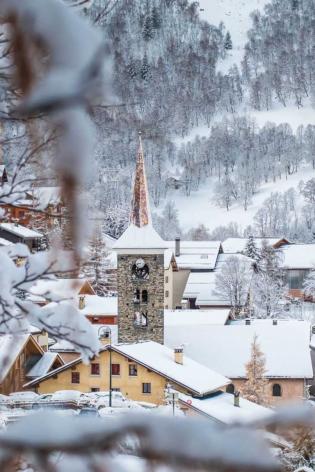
243;0;315;110
85;0;315;240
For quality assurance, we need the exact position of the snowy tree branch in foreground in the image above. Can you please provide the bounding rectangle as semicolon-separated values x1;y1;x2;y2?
0;0;114;358
0;411;282;472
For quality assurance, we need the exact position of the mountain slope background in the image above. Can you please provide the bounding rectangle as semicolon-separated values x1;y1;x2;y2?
86;0;315;241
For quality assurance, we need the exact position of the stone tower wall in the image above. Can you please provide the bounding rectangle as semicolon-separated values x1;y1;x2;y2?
117;254;164;344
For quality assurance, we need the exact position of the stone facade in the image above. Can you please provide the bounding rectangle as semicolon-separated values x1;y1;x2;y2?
117;254;164;344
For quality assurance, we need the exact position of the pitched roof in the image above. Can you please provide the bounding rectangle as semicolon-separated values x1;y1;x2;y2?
0;223;43;239
165;320;313;379
26;352;63;379
280;244;315;269
0;334;43;383
179;391;271;424
25;341;230;396
165;240;221;270
164;309;230;326
183;253;253;306
113;342;230;396
113;134;166;251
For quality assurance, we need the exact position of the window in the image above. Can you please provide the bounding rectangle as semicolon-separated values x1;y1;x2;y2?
142;382;151;394
71;372;80;384
226;384;235;394
91;363;100;376
91;387;100;392
111;364;120;376
112;388;120;392
165;276;169;283
133;288;140;304
142;290;148;303
165;290;169;298
134;311;148;327
129;364;138;376
272;383;282;397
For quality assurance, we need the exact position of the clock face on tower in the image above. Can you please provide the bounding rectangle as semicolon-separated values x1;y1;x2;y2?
132;260;149;280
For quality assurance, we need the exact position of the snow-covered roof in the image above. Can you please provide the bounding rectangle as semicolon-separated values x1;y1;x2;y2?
27;186;61;209
179;391;271;424
0;223;43;239
79;295;117;316
164;309;230;326
280;244;315;269
113;341;229;396
30;341;230;395
0;334;37;382
183;253;253;306
165;320;313;379
165;240;221;270
113;223;167;251
30;278;88;301
0;237;13;246
222;238;288;254
26;352;62;379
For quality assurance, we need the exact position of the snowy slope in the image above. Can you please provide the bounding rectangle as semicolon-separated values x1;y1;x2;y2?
167;1;315;233
171;164;314;232
199;0;270;71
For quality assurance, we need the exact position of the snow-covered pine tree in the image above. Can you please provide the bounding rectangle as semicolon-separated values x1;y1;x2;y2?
303;269;315;298
244;235;260;262
240;335;269;406
142;13;154;41
81;226;110;296
224;31;233;50
251;239;285;318
140;53;151;81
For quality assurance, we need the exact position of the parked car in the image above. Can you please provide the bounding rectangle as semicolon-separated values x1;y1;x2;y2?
95;391;127;409
79;407;99;417
9;391;39;402
51;390;82;404
0;394;11;406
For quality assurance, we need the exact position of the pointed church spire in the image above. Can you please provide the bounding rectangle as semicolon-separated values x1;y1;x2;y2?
130;132;151;227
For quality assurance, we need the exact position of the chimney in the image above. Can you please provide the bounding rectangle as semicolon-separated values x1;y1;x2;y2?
98;327;111;345
273;319;278;326
245;318;251;325
174;347;183;365
175;237;181;257
234;390;240;407
79;295;85;310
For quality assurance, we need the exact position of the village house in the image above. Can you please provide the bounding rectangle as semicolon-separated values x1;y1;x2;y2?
0;334;63;395
165;319;313;406
24;341;230;405
0;222;43;252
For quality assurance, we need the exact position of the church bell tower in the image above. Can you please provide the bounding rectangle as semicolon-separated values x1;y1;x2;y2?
113;133;166;344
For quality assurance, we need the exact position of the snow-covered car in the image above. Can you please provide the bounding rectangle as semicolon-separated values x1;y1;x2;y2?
38;393;54;403
51;390;82;404
9;391;39;403
78;393;94;407
0;394;11;406
95;391;127;409
79;407;99;417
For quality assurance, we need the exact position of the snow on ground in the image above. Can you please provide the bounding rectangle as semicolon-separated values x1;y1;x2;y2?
170;163;314;233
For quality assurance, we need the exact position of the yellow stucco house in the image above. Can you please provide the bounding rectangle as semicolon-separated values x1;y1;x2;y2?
24;341;230;404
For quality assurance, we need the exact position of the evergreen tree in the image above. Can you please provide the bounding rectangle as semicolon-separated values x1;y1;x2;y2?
140;53;151;81
244;235;260;262
151;6;161;30
303;269;315;298
143;14;154;41
224;31;233;50
240;335;269;406
81;226;110;296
